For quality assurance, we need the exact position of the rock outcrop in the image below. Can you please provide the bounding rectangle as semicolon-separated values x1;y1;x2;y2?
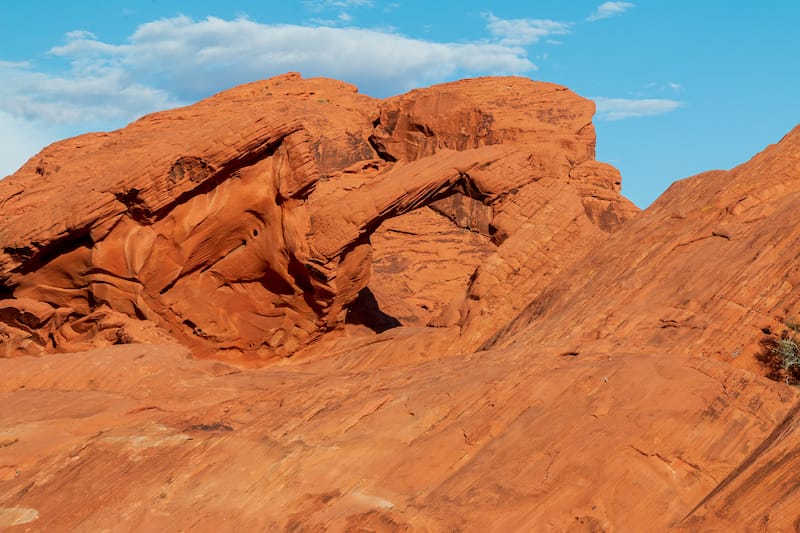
491;125;800;374
0;73;635;363
2;74;800;531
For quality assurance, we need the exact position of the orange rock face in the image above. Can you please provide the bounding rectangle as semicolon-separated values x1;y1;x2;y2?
1;74;800;530
0;73;633;363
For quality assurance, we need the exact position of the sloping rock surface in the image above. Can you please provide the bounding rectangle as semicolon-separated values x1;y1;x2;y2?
2;74;800;531
0;343;796;531
492;125;800;374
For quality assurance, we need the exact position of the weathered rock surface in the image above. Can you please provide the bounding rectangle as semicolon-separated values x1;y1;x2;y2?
2;73;800;531
0;340;797;530
0;73;634;362
492;125;800;374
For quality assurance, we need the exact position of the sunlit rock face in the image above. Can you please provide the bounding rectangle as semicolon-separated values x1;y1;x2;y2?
3;73;800;531
0;73;635;362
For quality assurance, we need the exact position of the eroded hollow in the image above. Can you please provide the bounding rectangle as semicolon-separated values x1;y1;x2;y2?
354;193;496;329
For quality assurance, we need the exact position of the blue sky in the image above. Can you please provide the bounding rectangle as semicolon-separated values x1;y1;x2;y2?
1;1;798;207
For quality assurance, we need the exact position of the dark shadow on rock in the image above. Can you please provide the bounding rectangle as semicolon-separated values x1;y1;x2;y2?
346;287;401;333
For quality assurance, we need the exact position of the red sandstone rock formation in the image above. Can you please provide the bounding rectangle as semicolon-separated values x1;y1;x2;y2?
0;73;634;363
1;74;800;531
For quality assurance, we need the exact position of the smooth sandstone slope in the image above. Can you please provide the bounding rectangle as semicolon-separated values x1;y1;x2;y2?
0;73;636;363
481;124;800;530
0;340;797;531
492;125;800;373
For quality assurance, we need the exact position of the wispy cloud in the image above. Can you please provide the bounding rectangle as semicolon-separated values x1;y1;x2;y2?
309;12;356;26
483;12;571;45
593;97;682;120
327;0;373;6
0;111;58;178
0;56;174;125
303;0;373;23
0;60;32;68
303;0;373;12
587;2;635;22
645;81;683;93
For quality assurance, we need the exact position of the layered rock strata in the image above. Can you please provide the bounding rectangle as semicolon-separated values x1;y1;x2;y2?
0;73;636;362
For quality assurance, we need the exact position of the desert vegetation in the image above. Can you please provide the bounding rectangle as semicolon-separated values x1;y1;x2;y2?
757;321;800;385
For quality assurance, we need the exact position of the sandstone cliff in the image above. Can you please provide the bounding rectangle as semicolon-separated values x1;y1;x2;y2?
1;74;799;531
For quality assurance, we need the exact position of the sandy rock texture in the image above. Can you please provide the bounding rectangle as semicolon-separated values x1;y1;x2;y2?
1;74;800;531
492;125;800;373
0;343;797;531
0;73;634;364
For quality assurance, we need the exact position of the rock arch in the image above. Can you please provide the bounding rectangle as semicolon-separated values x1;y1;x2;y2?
0;73;637;362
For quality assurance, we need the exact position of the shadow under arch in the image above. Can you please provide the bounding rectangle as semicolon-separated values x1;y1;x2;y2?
345;286;402;333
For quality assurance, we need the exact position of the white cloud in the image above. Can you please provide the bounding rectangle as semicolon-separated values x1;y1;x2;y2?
0;60;32;68
0;111;61;178
0;61;176;125
483;13;571;45
50;33;128;58
593;97;682;120
309;11;356;26
50;16;534;100
587;2;635;22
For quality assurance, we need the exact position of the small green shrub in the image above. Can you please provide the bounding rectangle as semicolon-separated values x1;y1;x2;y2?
757;322;800;385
